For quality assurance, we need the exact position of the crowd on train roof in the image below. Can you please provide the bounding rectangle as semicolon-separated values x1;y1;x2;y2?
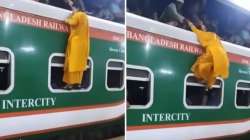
128;0;250;48
33;0;125;23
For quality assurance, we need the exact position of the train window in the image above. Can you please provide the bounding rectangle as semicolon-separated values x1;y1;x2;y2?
235;81;250;109
0;48;14;95
184;73;224;109
48;53;93;93
127;65;154;109
106;59;125;91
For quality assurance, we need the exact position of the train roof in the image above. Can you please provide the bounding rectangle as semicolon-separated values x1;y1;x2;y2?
0;0;124;35
127;12;250;58
217;0;250;17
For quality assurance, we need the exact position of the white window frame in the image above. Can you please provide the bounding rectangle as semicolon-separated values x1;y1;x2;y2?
127;64;154;109
105;59;125;91
235;80;250;109
183;73;224;109
0;47;14;95
48;53;93;93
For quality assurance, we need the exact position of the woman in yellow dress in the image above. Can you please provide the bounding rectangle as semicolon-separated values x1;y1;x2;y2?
63;8;90;90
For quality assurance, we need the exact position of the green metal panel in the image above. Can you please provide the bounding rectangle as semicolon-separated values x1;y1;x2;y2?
0;21;124;113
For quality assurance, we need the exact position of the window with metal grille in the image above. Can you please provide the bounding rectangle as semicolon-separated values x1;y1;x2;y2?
184;73;224;109
127;65;153;109
49;53;93;93
106;59;125;91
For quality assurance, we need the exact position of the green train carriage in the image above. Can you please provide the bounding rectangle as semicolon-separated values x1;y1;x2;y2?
126;13;250;140
0;0;125;139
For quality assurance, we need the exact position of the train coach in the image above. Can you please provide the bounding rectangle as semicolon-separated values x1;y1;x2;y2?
126;13;250;140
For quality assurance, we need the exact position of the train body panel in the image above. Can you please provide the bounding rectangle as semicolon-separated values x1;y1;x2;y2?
126;13;250;140
0;0;125;139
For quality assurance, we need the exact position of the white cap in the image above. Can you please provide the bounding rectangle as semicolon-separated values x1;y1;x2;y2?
176;0;184;3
